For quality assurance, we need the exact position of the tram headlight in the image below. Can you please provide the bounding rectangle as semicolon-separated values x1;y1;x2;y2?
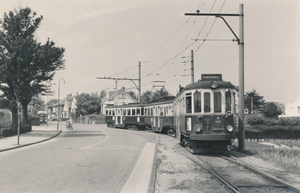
194;125;202;133
210;80;218;89
226;125;234;132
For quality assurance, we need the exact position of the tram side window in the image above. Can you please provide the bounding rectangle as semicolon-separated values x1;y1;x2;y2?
109;110;111;115
160;107;164;116
194;92;201;113
118;109;121;115
186;96;192;113
141;108;144;116
151;108;153;116
113;110;115;115
123;109;126;115
106;110;108;115
226;91;231;112
204;92;211;112
132;109;136;116
214;92;222;113
127;109;131;116
145;108;148;116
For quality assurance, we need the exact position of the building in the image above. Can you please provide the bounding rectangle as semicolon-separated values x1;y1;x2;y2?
46;94;77;120
284;95;300;116
100;87;138;115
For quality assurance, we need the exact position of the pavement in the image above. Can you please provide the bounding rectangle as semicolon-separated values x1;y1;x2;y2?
0;122;62;152
0;122;157;193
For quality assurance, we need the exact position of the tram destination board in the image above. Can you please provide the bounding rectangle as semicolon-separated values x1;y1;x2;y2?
201;74;222;81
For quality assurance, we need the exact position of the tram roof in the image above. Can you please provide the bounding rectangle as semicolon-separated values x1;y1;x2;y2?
184;80;238;91
105;99;174;109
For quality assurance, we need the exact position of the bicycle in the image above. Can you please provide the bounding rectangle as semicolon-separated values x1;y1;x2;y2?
66;121;73;130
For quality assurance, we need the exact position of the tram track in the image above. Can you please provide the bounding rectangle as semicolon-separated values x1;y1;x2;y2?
180;150;300;193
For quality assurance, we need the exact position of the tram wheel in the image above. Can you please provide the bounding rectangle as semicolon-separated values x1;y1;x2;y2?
167;128;175;136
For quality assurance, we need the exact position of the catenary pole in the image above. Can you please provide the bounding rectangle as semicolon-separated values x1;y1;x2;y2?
185;4;245;151
139;61;141;103
191;50;194;83
238;4;245;151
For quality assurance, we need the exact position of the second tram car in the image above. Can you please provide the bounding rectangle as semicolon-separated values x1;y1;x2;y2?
174;74;239;153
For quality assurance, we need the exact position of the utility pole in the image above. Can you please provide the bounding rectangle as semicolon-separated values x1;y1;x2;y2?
97;62;142;103
191;50;194;83
185;4;245;151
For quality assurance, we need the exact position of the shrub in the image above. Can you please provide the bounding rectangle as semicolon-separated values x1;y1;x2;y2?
1;129;14;137
246;116;264;125
278;117;300;126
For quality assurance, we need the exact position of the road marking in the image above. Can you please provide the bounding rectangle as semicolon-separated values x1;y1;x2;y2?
79;130;109;151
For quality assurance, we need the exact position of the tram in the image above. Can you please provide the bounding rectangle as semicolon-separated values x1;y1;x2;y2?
174;74;239;153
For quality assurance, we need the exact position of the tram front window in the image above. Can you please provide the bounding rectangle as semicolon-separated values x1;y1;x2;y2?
204;92;211;113
226;91;231;112
186;96;191;113
194;92;201;113
214;92;221;113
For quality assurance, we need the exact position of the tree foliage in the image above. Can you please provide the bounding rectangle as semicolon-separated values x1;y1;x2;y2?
262;102;282;118
76;93;104;116
28;95;45;115
141;88;173;104
0;7;65;124
244;89;265;113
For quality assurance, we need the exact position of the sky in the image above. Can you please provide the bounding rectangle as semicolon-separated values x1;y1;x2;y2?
1;0;299;106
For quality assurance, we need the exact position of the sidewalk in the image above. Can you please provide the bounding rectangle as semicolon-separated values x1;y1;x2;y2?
0;122;62;152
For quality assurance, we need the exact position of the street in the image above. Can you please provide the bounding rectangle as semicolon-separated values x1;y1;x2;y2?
0;124;156;193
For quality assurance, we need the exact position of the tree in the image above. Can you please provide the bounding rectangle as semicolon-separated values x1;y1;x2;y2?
0;8;65;124
141;88;173;104
28;95;45;115
244;89;265;113
76;92;103;116
127;91;137;100
262;102;282;118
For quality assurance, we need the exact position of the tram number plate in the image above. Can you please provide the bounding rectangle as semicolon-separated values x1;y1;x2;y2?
215;120;222;124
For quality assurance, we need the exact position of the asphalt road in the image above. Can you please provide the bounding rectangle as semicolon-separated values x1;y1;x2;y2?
0;124;156;193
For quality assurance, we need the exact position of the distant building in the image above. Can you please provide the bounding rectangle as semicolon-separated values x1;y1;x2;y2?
284;95;300;116
100;87;138;115
46;94;77;120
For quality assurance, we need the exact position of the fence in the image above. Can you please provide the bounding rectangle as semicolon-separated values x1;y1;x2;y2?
74;114;106;124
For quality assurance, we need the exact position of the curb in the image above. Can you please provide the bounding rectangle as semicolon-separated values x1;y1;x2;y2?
0;130;62;153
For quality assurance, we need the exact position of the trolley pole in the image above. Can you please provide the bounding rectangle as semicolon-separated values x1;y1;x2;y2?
191;50;194;83
185;4;245;151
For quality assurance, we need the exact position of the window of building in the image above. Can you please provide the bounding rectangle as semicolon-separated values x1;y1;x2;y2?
204;92;211;113
214;92;222;113
118;94;126;99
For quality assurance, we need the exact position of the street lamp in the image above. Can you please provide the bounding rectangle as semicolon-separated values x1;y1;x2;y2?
57;78;65;130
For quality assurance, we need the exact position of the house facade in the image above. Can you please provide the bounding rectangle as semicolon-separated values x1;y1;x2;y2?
100;87;138;115
284;95;300;116
46;94;77;121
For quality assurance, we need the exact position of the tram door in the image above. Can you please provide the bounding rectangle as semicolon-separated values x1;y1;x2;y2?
154;107;160;131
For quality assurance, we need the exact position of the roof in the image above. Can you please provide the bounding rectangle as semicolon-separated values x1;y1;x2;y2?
101;87;137;105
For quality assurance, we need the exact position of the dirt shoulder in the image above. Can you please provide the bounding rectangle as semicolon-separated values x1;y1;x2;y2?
154;134;300;192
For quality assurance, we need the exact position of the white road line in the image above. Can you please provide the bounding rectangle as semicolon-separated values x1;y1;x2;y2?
79;130;109;151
